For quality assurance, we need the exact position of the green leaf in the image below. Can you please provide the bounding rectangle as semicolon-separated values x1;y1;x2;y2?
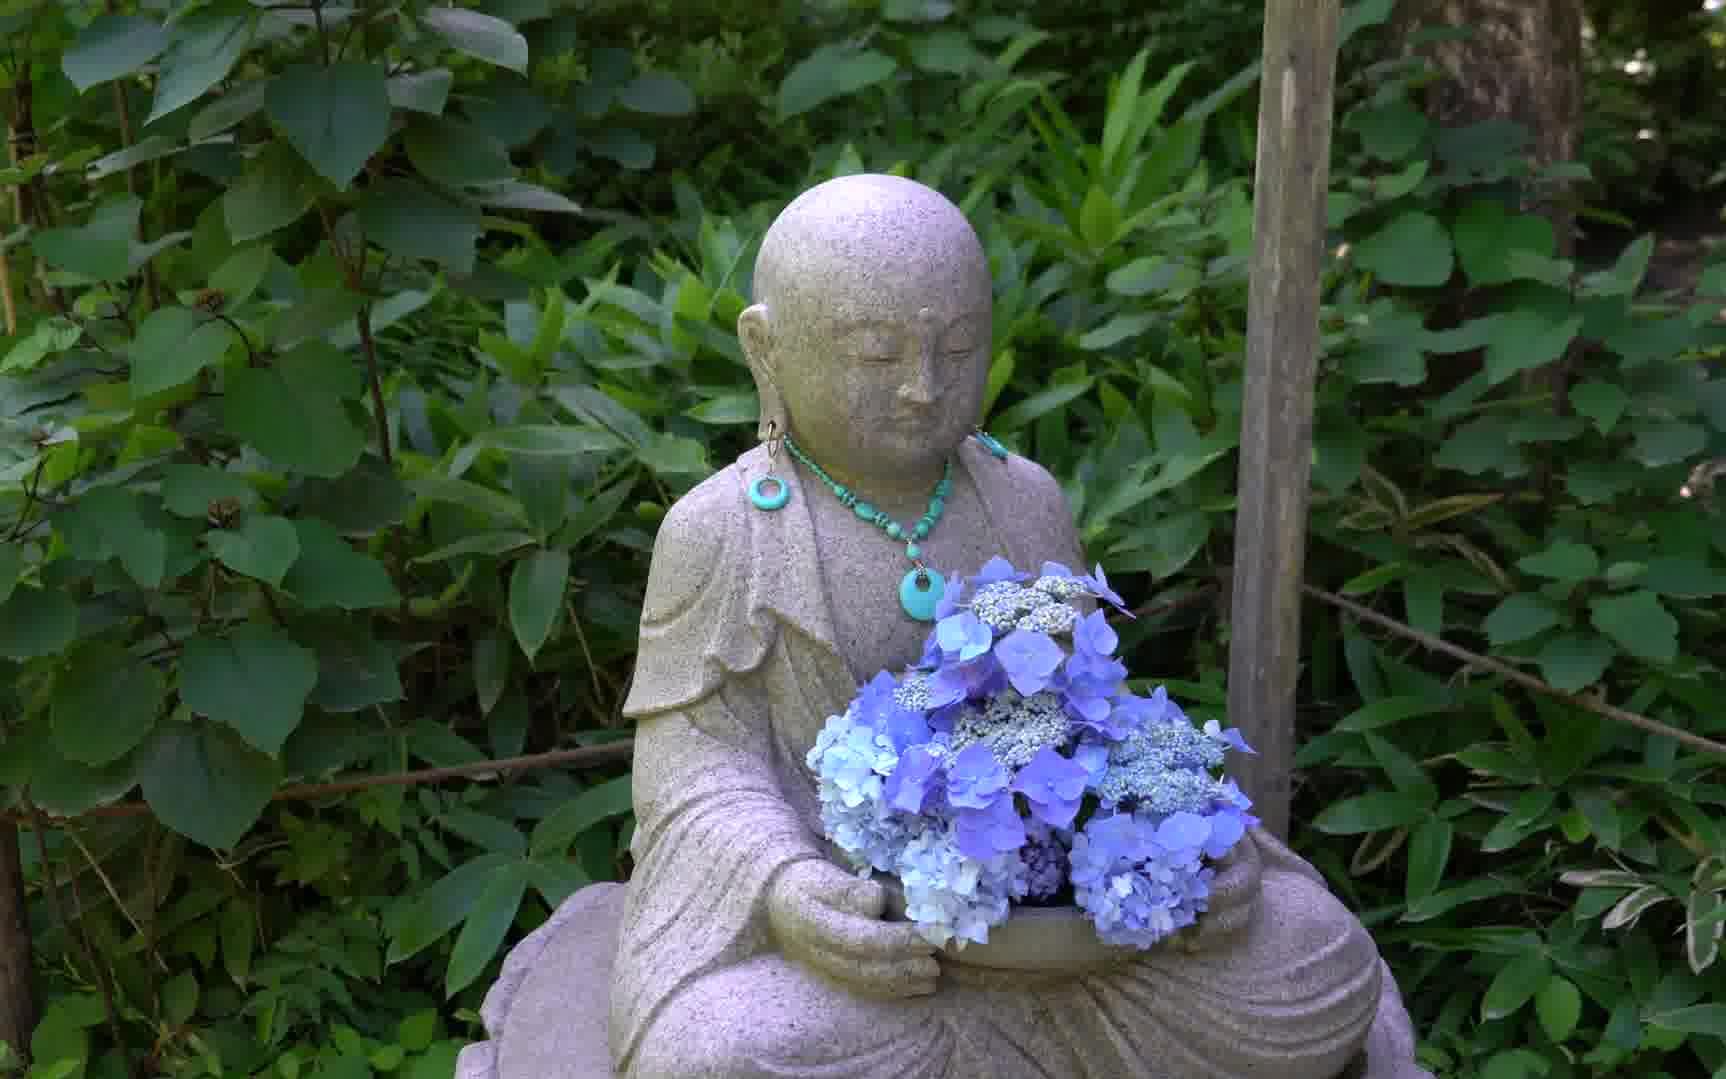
389;69;454;115
52;646;164;766
991;378;1096;431
161;465;255;518
1483;593;1562;646
389;852;513;961
1532;975;1581;1042
1311;791;1429;834
441;808;525;856
1105;256;1200;298
1482;950;1551;1021
209;244;272;308
1572;791;1623;849
1485;309;1582;385
0;545;19;607
180;627;317;756
129;306;234;396
139;723;281;849
473;632;509;716
224;343;365;477
1405;818;1451;904
1335;695;1452;732
1353;212;1452;287
617;72;695;116
0;588;78;661
266;62;391;189
404;116;515;187
422;8;528;72
1078;313;1158;350
33;196;140;281
358;179;482;273
476;425;624;457
1404;574;1443;635
309;627;403;713
282;519;400;610
1536;632;1615;692
206;514;300;586
1453;201;1555;287
1581;234;1654;297
529;775;632;856
1629;420;1706;468
445;862;530;996
685;393;758;425
1590;590;1677;665
189;81;266;142
511;454;567;538
1078;185;1120;251
62;486;165;587
908;28;986;74
1647;1003;1726;1037
1364;733;1437;804
636;434;710;477
776;45;897;119
411;531;535;564
224;143;319;242
1569;379;1628;434
147;15;253;124
63;15;169;92
465;181;581;214
1517;541;1598;582
508;548;568;662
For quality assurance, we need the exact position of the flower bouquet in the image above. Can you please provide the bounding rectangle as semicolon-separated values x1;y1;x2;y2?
806;558;1258;951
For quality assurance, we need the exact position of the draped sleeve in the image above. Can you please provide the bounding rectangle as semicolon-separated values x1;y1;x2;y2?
610;456;838;1072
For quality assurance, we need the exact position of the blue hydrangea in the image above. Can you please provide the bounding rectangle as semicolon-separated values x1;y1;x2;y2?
1069;811;1215;948
807;557;1257;954
894;825;1029;948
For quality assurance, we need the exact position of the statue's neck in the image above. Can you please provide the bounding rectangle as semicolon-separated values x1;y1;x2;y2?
813;459;948;509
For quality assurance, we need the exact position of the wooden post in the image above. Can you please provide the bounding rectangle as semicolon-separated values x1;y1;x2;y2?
0;822;34;1059
1227;0;1342;840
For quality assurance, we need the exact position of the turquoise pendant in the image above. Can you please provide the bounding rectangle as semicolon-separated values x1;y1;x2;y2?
898;567;945;622
749;474;790;511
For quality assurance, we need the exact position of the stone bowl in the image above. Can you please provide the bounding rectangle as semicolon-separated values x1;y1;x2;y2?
878;879;1136;974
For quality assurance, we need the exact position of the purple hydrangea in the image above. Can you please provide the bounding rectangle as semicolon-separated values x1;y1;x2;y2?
806;557;1255;952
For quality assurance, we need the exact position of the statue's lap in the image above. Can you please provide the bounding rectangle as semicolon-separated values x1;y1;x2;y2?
625;862;1380;1079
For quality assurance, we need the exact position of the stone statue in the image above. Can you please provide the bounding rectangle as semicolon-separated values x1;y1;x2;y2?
458;174;1432;1079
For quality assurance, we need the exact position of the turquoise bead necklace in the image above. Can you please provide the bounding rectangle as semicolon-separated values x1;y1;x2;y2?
782;433;951;621
745;426;1009;621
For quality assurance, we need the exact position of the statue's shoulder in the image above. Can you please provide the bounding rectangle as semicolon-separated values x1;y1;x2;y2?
638;460;750;624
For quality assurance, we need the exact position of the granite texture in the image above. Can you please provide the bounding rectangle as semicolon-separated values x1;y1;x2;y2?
458;174;1433;1079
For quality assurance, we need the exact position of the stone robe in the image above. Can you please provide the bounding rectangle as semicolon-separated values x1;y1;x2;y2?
459;441;1432;1079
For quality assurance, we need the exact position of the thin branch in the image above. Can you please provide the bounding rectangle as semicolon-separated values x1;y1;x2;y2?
1305;584;1726;760
356;302;393;465
13;741;636;825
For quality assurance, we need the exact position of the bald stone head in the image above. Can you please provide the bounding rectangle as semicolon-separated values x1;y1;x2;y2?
740;174;992;495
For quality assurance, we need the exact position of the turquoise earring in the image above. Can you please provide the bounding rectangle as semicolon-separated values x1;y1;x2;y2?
749;421;791;511
972;427;1009;459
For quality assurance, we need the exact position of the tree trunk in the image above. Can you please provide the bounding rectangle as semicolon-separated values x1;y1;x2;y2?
1391;0;1584;404
0;822;35;1061
1392;0;1583;254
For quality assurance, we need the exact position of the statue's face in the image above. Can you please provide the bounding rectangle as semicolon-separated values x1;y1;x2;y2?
770;261;991;482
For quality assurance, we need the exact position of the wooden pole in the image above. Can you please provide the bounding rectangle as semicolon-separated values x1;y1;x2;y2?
0;822;35;1059
1226;0;1342;840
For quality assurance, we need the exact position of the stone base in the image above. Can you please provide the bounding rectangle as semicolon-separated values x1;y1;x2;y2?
459;882;623;1079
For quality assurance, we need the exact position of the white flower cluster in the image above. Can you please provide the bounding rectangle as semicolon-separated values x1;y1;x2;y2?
969;580;1081;635
949;691;1071;768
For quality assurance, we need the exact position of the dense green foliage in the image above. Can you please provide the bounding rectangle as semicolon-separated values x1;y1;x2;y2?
2;0;1725;1076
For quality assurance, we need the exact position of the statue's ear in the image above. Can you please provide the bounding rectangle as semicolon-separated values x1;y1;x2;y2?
738;304;785;441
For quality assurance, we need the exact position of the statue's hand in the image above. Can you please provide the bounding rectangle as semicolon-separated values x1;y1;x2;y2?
766;859;940;999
